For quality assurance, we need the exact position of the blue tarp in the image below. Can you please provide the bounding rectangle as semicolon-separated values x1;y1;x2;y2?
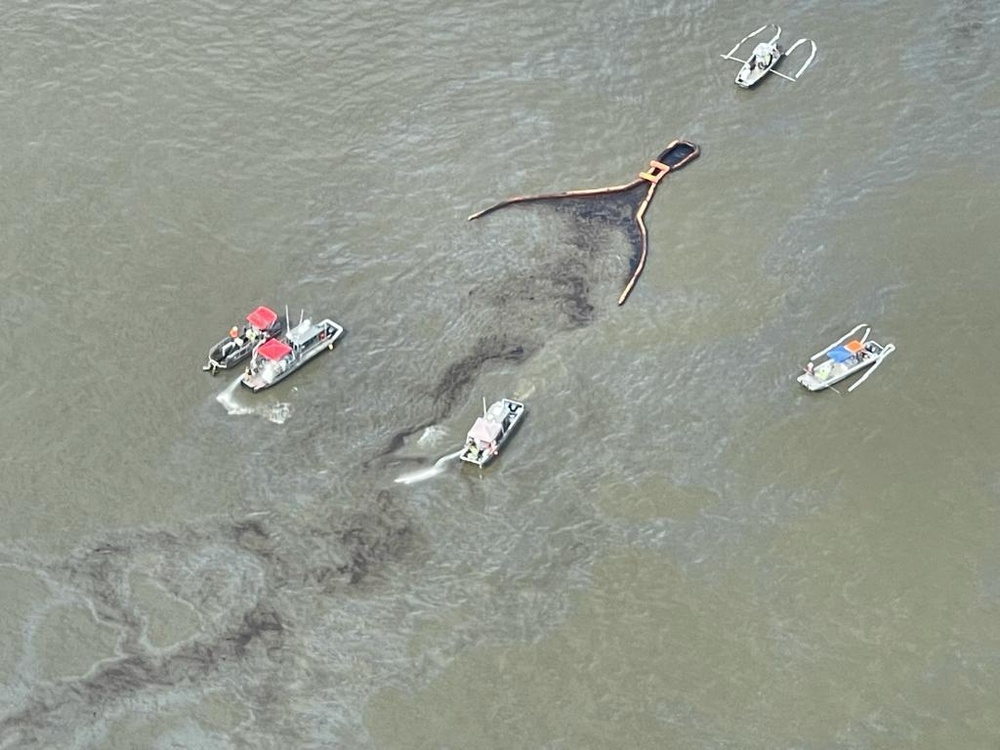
827;346;853;363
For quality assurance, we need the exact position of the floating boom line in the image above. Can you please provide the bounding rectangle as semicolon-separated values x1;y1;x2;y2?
468;139;700;306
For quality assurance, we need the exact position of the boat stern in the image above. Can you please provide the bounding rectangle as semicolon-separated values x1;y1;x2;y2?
796;371;827;391
240;372;267;392
203;340;232;374
735;64;769;88
459;445;494;467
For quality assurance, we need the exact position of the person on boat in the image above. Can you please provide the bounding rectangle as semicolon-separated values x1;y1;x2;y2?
222;326;242;356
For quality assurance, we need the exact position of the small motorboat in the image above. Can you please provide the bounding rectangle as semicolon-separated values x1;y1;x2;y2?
720;23;817;88
203;306;284;375
459;398;526;467
797;324;895;393
241;315;344;392
638;140;700;182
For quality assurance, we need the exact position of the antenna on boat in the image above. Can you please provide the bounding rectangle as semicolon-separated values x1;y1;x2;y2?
299;309;304;326
285;305;291;331
483;396;487;417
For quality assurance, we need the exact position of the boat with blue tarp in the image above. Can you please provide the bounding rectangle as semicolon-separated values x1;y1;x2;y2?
797;324;895;392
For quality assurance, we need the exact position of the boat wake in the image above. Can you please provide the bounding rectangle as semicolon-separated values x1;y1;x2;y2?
514;381;536;401
215;375;292;425
393;448;464;485
416;424;448;447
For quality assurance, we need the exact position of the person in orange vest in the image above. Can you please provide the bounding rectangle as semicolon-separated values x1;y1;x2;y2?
224;326;242;355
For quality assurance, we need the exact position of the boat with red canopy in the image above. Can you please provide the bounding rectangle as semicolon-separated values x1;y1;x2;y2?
203;305;284;375
240;315;344;392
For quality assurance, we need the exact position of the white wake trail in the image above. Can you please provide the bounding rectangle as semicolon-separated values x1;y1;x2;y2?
394;448;464;485
216;374;291;424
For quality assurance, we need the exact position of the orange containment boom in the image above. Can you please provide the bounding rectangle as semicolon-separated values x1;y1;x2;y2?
467;139;700;305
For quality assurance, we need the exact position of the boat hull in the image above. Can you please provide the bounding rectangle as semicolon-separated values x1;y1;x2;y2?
653;140;700;171
797;360;874;391
204;338;254;373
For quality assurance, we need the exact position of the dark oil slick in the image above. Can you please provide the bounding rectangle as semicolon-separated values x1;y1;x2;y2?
1;491;418;747
2;143;698;748
468;140;700;305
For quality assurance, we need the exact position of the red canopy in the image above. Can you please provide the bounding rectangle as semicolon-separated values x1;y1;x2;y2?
256;337;292;361
246;306;279;330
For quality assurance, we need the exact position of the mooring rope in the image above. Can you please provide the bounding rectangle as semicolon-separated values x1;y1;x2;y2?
468;139;700;305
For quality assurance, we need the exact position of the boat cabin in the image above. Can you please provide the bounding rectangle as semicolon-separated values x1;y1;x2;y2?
464;402;518;458
245;306;281;340
467;417;502;455
250;337;294;382
285;318;338;354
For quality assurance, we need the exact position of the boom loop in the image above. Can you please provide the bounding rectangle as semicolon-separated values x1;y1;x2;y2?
468;139;700;305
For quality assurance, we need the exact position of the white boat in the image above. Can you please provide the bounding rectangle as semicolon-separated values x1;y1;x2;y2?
241;316;344;392
720;23;817;88
797;324;895;393
459;398;526;467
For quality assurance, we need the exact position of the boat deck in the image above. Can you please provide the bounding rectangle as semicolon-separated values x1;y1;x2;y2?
798;360;862;390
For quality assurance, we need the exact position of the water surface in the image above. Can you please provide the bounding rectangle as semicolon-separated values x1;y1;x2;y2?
1;0;998;747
